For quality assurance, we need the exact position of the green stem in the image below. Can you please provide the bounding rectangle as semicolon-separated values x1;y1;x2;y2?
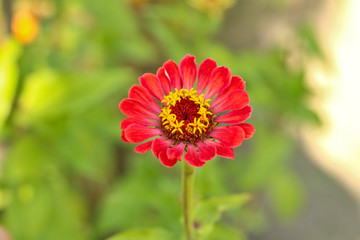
182;160;195;240
2;0;13;34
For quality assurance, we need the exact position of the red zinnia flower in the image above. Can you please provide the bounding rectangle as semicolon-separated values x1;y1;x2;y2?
119;54;255;167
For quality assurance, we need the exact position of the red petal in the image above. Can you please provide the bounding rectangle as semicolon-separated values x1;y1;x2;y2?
121;130;129;143
212;76;245;106
159;151;178;167
231;75;246;90
226;75;245;91
121;117;159;130
157;67;171;95
210;126;245;148
163;60;182;90
124;124;161;143
197;58;217;94
119;98;159;119
215;106;252;124
214;143;235;159
134;140;154;154
180;54;197;90
167;143;185;160
197;140;216;162
237;123;255;139
184;144;205;167
212;89;249;114
152;137;172;158
204;66;231;99
139;73;164;102
128;85;161;113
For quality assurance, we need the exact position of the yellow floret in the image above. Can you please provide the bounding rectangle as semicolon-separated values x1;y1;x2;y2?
159;88;212;136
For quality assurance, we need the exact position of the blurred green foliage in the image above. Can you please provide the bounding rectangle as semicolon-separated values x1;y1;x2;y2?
0;0;323;239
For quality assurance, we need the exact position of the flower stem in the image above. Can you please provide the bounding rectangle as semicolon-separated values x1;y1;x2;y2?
182;160;195;240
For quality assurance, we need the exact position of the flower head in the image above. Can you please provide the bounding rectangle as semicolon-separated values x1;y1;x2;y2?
119;54;255;167
11;10;39;44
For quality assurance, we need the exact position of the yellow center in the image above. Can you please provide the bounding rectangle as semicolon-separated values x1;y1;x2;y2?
159;88;213;142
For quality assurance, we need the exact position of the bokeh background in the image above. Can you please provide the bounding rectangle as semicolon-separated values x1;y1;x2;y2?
1;0;359;240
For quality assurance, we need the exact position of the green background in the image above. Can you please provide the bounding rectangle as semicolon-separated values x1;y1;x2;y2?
0;0;330;239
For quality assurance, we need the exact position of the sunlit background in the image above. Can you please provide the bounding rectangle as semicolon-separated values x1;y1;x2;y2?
0;0;359;240
304;0;360;201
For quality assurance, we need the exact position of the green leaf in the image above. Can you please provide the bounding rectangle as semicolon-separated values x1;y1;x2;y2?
1;135;89;240
209;224;248;240
18;68;134;122
238;125;293;191
17;68;67;120
298;25;325;60
0;39;21;131
83;0;155;63
268;169;305;219
193;194;251;240
96;155;182;236
107;228;176;240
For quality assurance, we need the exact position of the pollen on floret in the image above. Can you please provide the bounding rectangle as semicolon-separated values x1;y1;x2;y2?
159;88;215;143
